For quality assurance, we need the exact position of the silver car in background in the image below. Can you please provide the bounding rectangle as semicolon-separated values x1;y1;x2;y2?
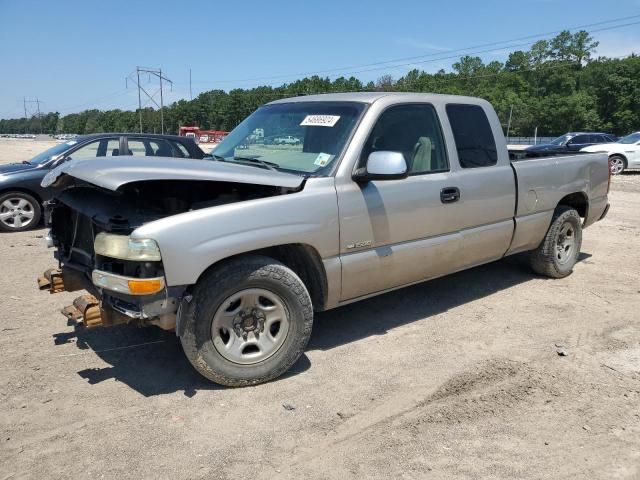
581;131;640;174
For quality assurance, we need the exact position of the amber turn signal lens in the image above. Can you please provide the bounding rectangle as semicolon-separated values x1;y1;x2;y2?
127;278;164;295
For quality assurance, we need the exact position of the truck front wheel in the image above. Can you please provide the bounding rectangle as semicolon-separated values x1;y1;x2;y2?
180;256;313;387
529;206;582;279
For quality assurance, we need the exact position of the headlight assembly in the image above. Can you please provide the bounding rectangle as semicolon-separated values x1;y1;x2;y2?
94;233;161;261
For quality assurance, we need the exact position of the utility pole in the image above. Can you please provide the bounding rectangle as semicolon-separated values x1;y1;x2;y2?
506;105;513;142
36;98;42;133
126;67;173;134
159;68;164;134
189;68;193;100
136;67;142;133
23;97;27;119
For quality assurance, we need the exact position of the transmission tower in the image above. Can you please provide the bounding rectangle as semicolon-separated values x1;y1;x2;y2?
22;97;42;118
126;67;173;134
21;98;43;133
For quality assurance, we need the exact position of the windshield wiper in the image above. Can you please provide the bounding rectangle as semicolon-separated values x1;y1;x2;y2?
206;153;226;162
22;160;31;165
231;156;279;171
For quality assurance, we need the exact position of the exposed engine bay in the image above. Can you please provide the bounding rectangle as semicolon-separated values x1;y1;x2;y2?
53;179;298;233
42;176;303;331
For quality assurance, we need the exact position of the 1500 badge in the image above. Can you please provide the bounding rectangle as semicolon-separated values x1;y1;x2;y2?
346;240;372;250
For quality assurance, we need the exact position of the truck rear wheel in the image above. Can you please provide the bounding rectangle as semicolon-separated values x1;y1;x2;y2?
529;206;582;279
180;255;313;387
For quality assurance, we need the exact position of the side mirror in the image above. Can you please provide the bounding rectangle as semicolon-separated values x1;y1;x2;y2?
353;151;408;182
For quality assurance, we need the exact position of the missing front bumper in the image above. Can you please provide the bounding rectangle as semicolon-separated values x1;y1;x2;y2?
38;267;180;331
60;294;130;329
37;267;85;294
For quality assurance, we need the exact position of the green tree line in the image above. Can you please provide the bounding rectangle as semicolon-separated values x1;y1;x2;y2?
1;30;638;137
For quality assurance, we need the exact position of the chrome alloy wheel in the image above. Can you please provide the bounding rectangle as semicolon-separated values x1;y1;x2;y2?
211;288;290;365
609;156;625;175
0;197;36;230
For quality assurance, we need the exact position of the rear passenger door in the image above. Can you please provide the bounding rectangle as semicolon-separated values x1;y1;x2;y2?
444;104;516;269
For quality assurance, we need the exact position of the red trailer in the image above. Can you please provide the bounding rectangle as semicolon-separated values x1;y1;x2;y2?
179;126;229;144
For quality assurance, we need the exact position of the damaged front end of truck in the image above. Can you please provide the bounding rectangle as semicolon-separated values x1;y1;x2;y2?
36;156;304;331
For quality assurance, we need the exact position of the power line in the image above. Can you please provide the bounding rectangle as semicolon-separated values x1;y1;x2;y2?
6;15;640;119
42;15;640;116
314;20;640;82
189;14;640;87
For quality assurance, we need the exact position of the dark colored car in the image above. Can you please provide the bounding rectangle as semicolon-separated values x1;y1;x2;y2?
0;133;205;232
525;132;617;157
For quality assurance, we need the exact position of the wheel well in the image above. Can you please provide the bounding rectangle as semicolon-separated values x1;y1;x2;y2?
558;192;588;218
198;244;329;311
0;187;43;206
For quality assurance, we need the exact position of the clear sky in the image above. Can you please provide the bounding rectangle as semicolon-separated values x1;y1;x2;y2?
1;0;639;119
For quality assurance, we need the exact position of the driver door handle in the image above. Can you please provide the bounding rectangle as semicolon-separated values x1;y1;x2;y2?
440;187;460;204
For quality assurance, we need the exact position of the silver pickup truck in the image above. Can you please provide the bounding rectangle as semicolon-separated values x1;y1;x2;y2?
39;93;610;386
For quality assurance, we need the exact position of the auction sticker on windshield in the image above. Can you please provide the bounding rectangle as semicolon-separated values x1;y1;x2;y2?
300;115;340;127
314;152;333;166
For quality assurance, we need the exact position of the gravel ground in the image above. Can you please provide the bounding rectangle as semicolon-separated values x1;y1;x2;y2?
1;138;639;479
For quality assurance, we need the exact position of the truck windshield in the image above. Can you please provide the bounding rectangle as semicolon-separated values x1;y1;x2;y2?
617;132;640;144
210;101;366;175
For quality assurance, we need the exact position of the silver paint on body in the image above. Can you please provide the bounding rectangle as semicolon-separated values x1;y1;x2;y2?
57;92;610;312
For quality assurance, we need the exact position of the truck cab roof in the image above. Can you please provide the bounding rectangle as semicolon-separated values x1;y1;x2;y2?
267;92;489;106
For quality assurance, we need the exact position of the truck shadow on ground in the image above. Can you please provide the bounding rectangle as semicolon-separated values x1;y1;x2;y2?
310;251;590;350
52;252;591;397
54;326;313;397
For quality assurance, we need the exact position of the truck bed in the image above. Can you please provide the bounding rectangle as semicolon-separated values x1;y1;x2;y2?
506;152;610;255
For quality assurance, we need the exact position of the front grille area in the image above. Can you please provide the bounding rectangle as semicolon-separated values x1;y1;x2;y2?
51;203;164;279
51;204;99;270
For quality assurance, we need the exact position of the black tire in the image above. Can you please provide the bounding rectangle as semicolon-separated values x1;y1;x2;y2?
609;155;626;175
0;191;42;232
180;255;313;387
529;206;582;278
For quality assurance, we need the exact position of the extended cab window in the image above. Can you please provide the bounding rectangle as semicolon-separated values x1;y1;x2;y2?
361;104;448;174
446;104;497;168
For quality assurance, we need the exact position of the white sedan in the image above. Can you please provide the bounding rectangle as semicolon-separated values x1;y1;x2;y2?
581;132;640;175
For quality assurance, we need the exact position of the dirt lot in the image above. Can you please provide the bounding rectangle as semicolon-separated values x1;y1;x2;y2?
1;138;639;479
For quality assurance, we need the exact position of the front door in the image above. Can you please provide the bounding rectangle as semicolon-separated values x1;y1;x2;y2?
337;103;464;301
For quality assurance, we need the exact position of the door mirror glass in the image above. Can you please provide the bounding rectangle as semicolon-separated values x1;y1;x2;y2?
353;151;408;182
